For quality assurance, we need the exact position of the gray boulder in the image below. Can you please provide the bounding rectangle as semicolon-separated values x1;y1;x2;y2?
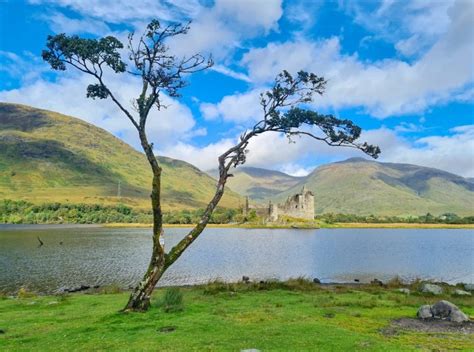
431;300;457;319
417;305;432;319
398;288;410;294
450;309;470;323
420;283;443;295
464;283;474;291
431;300;469;323
453;289;472;296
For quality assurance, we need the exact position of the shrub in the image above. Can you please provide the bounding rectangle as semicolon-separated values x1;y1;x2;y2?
161;287;184;313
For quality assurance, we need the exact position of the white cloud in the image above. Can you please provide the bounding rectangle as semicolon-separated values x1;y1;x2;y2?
40;11;111;35
158;124;474;178
361;126;474;177
200;89;263;123
344;0;455;57
158;138;235;172
279;163;313;177
168;0;283;60
211;65;251;83
29;0;202;23
0;71;199;151
238;0;474;118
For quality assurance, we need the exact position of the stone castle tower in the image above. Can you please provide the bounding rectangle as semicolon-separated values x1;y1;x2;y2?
276;185;314;220
245;186;315;222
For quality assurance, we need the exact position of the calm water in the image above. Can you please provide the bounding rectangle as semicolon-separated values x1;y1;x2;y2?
0;225;473;293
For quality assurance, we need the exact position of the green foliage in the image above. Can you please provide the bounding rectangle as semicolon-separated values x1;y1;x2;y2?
0;200;244;224
0;200;152;224
160;287;184;313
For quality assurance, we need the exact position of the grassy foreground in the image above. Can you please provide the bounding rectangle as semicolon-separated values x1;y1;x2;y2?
1;282;473;351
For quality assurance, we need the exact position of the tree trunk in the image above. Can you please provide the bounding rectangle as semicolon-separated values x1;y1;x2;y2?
123;131;166;312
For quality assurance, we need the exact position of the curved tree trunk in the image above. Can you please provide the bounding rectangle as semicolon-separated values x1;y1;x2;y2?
123;131;166;312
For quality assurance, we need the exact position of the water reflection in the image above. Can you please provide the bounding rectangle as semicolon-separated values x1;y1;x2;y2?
0;225;472;293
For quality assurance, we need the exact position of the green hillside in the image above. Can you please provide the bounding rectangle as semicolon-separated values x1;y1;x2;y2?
220;158;473;216
0;103;241;210
275;158;474;216
208;166;301;201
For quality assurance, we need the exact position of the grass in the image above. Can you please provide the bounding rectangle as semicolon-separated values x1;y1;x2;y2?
0;103;241;211
1;281;473;351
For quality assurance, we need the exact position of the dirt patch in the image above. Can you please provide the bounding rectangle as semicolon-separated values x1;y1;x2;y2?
382;318;474;335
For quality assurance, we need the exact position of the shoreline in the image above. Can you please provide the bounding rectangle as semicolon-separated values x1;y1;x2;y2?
1;222;472;230
103;222;474;229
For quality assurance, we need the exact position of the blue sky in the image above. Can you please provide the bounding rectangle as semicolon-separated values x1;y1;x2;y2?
0;0;473;176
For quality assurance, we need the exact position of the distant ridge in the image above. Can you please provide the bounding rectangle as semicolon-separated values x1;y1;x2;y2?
221;158;474;216
0;103;241;210
208;166;302;201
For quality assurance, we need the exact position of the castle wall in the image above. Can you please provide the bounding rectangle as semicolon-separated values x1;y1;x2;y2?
243;187;314;222
277;191;314;220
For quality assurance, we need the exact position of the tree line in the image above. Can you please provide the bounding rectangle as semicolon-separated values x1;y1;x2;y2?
2;200;472;225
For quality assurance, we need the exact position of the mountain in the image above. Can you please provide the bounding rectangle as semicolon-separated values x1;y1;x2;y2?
0;103;241;210
208;166;302;201
274;157;474;216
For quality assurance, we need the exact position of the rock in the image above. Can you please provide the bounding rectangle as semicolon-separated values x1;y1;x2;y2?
313;278;321;284
371;279;384;286
398;288;410;294
420;283;443;295
449;309;470;323
431;300;456;319
240;350;261;352
417;305;432;319
242;276;250;283
431;300;469;323
47;301;59;305
453;289;471;296
464;283;474;291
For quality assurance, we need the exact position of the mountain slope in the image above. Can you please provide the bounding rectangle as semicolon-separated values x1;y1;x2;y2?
208;167;302;201
274;158;474;216
0;103;241;210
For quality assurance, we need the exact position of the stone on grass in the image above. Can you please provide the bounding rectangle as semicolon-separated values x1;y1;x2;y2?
449;309;470;323
420;283;443;295
418;300;470;323
417;305;432;319
398;288;410;294
463;283;474;291
453;289;471;296
431;300;457;319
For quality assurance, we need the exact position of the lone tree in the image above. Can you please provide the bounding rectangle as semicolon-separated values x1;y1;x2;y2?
43;20;380;312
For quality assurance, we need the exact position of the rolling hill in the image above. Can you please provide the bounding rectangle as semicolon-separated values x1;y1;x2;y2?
208;167;302;201
221;158;474;216
0;103;241;210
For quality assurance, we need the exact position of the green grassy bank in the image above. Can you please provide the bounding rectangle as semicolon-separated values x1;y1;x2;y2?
1;282;473;351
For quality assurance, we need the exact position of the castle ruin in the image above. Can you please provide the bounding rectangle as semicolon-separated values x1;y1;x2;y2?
244;186;315;222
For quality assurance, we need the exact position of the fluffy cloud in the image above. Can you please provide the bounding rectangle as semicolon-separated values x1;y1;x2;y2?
29;0;202;23
200;89;263;123
0;71;199;151
239;0;473;118
40;11;111;35
161;125;474;178
376;125;474;178
168;0;282;59
344;0;455;57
